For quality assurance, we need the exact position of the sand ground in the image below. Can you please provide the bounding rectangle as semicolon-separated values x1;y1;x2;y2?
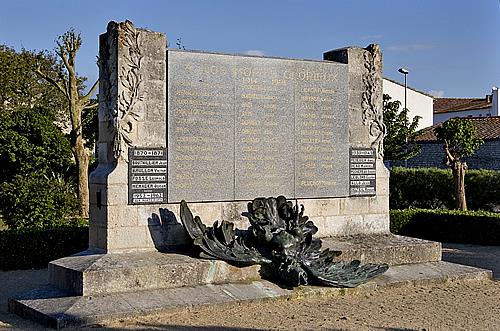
1;243;499;331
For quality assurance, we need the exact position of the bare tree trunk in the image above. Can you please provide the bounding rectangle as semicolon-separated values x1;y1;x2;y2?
452;161;467;211
74;135;90;218
35;30;98;220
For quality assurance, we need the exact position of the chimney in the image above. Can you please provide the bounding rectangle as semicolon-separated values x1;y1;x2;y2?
492;87;499;116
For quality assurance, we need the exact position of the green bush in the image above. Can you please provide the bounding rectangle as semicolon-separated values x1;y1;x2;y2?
390;208;500;245
0;107;80;229
0;225;88;270
390;167;500;211
0;174;80;230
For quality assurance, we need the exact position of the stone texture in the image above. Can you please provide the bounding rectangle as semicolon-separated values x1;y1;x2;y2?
234;55;295;200
167;50;350;202
323;234;442;266
89;22;167;253
167;50;235;202
48;251;261;296
10;261;491;329
47;234;441;297
294;59;349;198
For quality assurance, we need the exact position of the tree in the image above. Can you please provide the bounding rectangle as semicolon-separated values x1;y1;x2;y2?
36;30;98;218
0;45;66;114
383;94;421;161
0;106;80;229
435;118;483;210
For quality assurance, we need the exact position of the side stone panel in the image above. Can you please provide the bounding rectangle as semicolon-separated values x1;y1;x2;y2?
89;21;167;253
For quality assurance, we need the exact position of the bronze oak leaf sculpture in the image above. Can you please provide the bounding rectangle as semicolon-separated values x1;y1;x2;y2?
179;196;389;287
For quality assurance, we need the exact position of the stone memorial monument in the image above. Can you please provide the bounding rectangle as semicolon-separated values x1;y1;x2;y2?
10;21;489;329
89;21;388;253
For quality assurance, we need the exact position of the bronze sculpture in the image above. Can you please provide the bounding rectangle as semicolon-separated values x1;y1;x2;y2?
180;196;388;287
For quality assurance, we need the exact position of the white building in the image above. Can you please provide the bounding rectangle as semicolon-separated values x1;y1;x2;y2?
433;87;499;124
383;78;434;130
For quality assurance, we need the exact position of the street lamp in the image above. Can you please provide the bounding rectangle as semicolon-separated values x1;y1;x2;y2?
398;67;409;167
398;67;409;111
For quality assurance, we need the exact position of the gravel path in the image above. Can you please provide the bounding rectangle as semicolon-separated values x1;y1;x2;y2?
1;244;499;330
100;279;500;331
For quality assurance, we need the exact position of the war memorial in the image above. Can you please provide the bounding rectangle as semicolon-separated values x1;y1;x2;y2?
8;21;491;329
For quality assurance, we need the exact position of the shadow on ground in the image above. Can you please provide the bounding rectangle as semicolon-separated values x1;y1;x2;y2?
442;243;500;279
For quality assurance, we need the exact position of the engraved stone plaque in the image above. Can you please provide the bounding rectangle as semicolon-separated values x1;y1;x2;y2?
234;56;295;200
167;50;350;202
349;148;376;196
128;147;168;204
294;60;349;198
167;51;235;202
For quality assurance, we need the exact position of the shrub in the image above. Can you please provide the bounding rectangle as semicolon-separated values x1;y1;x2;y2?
390;167;500;211
0;106;80;229
390;208;500;245
0;174;80;230
0;225;88;271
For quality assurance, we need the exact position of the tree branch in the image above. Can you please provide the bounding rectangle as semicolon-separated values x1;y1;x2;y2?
443;139;455;164
35;68;69;99
83;102;98;110
56;44;71;73
80;79;99;105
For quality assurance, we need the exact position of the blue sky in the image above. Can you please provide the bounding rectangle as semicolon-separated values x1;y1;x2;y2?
1;0;498;98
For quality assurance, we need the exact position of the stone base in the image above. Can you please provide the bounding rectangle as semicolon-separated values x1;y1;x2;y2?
49;249;261;296
9;234;449;329
322;234;442;265
48;234;441;296
9;261;491;329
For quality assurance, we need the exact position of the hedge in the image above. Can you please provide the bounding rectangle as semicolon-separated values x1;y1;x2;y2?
390;167;500;211
390;208;500;245
0;225;88;271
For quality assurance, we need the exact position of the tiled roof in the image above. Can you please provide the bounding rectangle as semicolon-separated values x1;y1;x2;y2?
433;98;492;114
416;116;500;141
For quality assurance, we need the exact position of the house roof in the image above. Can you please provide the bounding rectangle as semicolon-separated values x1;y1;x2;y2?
383;77;435;98
434;97;492;114
416;116;500;141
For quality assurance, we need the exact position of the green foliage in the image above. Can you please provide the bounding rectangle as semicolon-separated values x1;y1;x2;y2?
0;43;94;228
390;167;500;211
0;107;80;229
390;208;500;245
435;118;483;162
0;225;88;270
383;94;421;160
0;107;74;181
0;44;66;115
0;174;80;230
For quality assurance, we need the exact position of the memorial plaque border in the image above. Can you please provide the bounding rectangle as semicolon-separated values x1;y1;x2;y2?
349;147;376;197
128;147;168;205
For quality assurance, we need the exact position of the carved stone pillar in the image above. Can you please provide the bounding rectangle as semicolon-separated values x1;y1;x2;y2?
89;21;167;253
322;45;389;234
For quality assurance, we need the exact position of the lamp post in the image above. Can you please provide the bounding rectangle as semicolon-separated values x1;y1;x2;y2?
398;67;409;111
398;67;409;167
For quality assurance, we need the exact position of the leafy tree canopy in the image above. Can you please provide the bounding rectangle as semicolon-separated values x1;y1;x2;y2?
0;106;74;182
435;118;484;163
383;94;421;160
0;45;66;115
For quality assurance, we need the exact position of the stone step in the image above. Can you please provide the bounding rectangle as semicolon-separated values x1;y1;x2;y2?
9;261;491;330
48;234;441;296
322;234;442;266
